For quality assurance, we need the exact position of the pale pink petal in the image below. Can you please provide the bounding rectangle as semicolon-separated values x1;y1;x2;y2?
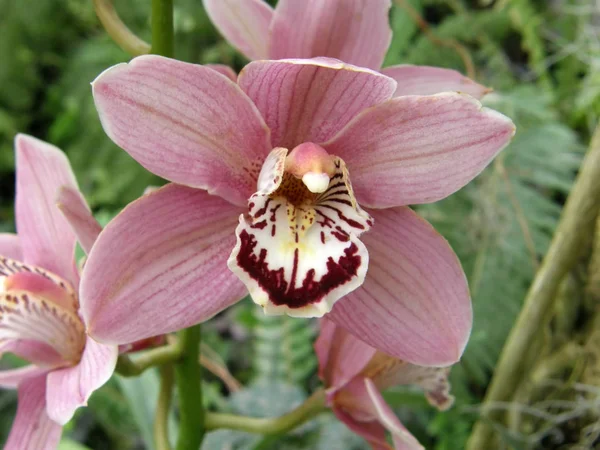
56;186;101;255
332;407;391;450
81;184;247;344
0;234;22;261
329;207;472;367
92;55;272;207
382;65;491;98
203;0;273;60
206;64;238;82
238;58;397;148
323;93;516;208
0;340;64;368
316;318;376;389
15;134;80;284
46;337;117;425
269;0;392;70
0;365;48;388
4;374;63;450
364;379;424;450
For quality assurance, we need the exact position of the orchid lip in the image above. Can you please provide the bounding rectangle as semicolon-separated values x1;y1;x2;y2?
0;256;86;364
228;145;372;318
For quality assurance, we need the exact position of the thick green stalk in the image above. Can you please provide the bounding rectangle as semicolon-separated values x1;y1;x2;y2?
174;325;204;450
151;0;174;58
204;388;327;435
155;365;174;450
467;124;600;449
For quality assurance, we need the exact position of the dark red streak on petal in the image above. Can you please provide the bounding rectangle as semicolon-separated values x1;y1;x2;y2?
319;205;365;230
236;230;362;308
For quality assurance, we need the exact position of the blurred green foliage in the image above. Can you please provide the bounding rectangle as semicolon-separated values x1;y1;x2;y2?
0;0;598;449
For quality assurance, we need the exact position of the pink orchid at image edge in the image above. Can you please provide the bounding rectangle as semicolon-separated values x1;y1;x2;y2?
316;318;454;450
86;54;515;370
1;135;137;449
203;0;490;98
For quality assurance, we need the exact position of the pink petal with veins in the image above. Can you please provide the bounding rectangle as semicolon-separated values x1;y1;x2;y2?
92;55;272;207
4;374;62;450
56;186;101;255
382;65;491;98
203;0;273;60
323;92;515;208
238;58;396;148
269;0;392;70
81;184;247;344
46;337;117;425
329;207;472;366
15;134;81;284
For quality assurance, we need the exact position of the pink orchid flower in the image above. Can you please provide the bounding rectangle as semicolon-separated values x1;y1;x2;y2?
316;318;453;449
203;0;490;99
0;135;118;449
88;55;514;367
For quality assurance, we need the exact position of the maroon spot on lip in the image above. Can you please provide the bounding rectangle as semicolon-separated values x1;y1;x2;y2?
251;220;268;230
254;198;272;217
236;230;361;309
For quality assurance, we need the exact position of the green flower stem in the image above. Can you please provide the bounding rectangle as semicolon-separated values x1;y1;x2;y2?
174;325;204;450
116;341;182;377
93;0;150;56
204;388;327;435
151;0;174;58
466;123;600;450
155;364;174;450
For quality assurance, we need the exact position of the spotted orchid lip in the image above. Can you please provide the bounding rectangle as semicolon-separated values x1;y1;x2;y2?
228;145;372;317
0;256;86;364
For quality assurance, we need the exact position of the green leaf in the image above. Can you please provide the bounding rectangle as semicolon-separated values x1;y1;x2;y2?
115;369;177;450
58;438;92;450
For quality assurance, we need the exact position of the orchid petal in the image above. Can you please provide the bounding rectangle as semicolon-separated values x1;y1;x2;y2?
46;337;117;425
329;207;472;366
56;186;101;255
0;340;63;368
364;379;424;450
203;0;273;60
269;0;392;70
373;360;454;411
382;65;491;98
4;374;62;450
316;318;375;389
0;234;22;261
323;93;515;208
81;184;247;344
15;134;80;284
92;55;272;207
238;58;396;148
0;365;48;389
332;407;391;450
206;64;238;82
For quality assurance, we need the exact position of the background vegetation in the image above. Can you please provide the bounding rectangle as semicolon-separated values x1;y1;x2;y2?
0;0;598;448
